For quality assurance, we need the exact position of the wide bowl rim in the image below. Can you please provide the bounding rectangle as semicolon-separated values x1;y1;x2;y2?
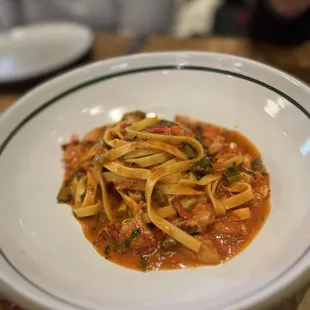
0;51;309;310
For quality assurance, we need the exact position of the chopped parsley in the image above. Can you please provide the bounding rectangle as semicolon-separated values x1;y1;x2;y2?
104;245;110;259
124;238;131;248
191;156;213;175
112;240;120;252
152;190;168;206
57;185;73;203
131;229;141;239
124;229;142;248
183;142;196;159
252;157;263;172
261;171;268;177
251;172;257;180
223;164;240;183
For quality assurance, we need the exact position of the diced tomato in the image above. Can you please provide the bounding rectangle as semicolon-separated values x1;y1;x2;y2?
170;125;183;135
172;198;191;219
184;130;193;137
203;127;218;136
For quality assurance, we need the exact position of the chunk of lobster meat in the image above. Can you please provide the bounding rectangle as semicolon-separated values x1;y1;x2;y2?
181;239;221;265
207;138;225;155
62;142;92;170
145;121;193;137
254;184;270;200
242;154;253;170
191;203;215;227
83;126;107;143
174;203;215;234
119;214;157;255
197;239;221;265
239;172;253;183
214;221;247;235
202;129;226;155
251;173;270;201
97;223;120;242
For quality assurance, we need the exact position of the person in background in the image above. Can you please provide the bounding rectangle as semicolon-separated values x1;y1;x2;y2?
0;0;175;35
0;0;309;44
250;0;310;44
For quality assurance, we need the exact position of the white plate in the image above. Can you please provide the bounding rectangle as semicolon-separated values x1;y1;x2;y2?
0;22;93;83
0;52;309;310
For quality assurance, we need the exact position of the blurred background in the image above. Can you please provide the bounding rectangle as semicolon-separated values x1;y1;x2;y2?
0;0;309;88
0;1;309;310
0;0;309;42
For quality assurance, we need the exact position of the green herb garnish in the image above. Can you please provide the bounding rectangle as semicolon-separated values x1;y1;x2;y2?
252;157;263;172
124;238;131;248
124;229;141;248
252;172;257;180
104;245;110;259
183;142;196;159
112;240;119;252
57;183;73;203
191;156;212;175
195;135;206;150
152;190;168;206
261;171;268;177
223;164;240;183
131;229;141;239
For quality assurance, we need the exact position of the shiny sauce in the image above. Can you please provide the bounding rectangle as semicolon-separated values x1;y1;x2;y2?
75;130;270;271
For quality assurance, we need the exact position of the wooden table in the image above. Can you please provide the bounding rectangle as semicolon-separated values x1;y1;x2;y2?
0;33;309;310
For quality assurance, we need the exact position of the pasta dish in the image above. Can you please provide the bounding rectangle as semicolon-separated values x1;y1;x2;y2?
57;111;270;271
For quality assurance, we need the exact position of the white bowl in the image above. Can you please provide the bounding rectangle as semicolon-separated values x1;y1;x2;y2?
0;52;309;310
0;22;93;83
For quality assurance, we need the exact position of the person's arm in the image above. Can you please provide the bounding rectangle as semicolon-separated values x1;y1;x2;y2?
249;0;310;45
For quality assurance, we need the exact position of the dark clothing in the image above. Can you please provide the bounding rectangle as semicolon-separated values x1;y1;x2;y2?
250;0;310;45
213;0;310;45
